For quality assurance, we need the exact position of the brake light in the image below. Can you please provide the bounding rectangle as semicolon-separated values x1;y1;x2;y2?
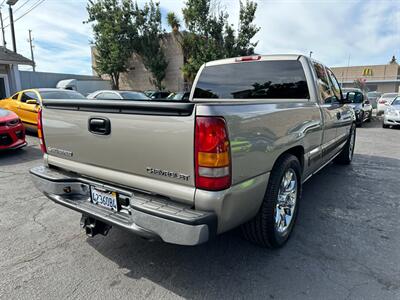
195;117;231;191
235;55;261;62
379;99;387;104
37;108;46;154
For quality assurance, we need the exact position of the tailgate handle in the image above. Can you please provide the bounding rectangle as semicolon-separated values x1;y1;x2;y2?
88;117;111;135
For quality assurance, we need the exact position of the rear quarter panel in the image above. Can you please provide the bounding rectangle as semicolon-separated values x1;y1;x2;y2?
196;101;323;184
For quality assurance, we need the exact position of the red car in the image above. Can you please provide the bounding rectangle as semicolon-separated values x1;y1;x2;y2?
0;108;26;150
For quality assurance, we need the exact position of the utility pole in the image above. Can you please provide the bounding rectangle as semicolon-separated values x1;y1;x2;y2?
0;10;6;48
7;0;18;52
345;54;351;85
28;29;35;71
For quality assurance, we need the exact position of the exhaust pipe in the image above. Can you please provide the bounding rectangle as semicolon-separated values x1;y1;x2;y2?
80;215;112;237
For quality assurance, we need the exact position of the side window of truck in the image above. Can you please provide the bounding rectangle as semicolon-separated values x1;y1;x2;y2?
313;62;334;104
326;68;342;102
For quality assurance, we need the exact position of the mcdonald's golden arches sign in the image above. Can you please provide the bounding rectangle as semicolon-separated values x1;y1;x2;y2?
362;68;373;76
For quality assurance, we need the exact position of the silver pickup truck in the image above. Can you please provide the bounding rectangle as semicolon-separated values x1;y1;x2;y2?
31;55;357;248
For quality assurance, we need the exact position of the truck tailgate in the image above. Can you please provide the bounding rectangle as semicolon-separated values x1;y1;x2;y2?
41;100;196;198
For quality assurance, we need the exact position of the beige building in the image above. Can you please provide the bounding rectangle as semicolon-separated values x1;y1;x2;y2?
91;34;186;92
331;59;400;93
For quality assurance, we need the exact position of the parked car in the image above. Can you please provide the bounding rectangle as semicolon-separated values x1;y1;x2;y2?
367;91;382;109
383;96;400;128
31;54;356;249
57;79;112;96
342;88;372;126
377;93;399;116
0;108;26;150
167;92;190;101
0;88;85;129
144;90;171;99
87;90;150;100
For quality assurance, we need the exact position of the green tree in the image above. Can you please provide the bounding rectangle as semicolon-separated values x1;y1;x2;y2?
168;0;259;83
167;12;181;32
236;0;259;55
86;0;136;90
133;1;168;90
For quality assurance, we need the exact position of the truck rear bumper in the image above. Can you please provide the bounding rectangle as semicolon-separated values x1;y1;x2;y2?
30;166;217;246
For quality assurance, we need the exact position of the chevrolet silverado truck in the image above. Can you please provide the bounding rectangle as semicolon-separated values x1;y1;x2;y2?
30;55;357;248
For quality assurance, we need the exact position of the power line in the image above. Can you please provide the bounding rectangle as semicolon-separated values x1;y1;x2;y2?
3;0;34;22
4;0;45;28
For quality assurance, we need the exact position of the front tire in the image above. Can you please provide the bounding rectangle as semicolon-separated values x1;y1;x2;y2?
356;112;364;127
334;123;356;165
241;154;302;248
366;111;372;122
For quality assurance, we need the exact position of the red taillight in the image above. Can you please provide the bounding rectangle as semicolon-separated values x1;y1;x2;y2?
379;99;386;104
235;55;261;62
37;108;47;154
195;116;231;191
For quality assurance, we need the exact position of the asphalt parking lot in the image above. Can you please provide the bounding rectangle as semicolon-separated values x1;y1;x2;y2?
0;119;399;300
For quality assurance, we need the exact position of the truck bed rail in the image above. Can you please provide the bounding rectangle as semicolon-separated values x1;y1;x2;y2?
41;99;195;116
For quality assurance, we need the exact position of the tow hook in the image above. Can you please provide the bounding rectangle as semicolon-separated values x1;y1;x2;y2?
80;215;112;237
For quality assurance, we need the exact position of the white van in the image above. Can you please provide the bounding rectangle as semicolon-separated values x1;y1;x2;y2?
56;79;112;96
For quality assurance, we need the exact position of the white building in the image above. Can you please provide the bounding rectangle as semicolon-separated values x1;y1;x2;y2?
0;46;33;98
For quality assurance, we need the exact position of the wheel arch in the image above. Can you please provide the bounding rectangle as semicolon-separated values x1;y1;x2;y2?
272;145;305;175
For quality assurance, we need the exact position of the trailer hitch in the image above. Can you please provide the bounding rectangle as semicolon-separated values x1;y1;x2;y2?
80;215;112;237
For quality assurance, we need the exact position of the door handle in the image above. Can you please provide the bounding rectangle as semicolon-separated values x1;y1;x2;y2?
88;117;111;135
336;112;341;120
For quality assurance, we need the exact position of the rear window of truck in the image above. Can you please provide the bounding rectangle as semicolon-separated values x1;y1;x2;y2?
194;60;309;99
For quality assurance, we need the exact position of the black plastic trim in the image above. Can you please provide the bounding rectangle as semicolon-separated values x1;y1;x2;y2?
88;116;111;135
130;202;217;236
42;99;195;116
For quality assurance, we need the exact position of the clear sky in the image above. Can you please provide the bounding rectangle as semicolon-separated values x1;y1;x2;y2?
4;0;400;75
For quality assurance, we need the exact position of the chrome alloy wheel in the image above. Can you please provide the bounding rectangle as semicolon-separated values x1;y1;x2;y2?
275;168;298;234
349;126;355;161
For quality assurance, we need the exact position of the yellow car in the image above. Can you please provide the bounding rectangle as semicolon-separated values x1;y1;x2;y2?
0;88;85;129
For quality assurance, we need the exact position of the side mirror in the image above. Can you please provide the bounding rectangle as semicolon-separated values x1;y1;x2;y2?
26;99;39;105
364;100;370;105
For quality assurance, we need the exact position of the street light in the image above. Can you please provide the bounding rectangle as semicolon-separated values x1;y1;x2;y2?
6;0;18;53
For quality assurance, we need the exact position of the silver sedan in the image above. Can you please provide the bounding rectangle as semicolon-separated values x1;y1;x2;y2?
87;90;150;100
383;96;400;128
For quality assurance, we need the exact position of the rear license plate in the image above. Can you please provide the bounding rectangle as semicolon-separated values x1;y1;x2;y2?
90;186;118;211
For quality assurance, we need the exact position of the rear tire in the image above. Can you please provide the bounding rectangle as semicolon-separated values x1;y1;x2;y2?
241;154;302;248
382;123;389;129
334;123;356;165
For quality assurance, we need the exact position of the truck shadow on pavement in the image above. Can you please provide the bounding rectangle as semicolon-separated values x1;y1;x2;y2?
86;153;400;299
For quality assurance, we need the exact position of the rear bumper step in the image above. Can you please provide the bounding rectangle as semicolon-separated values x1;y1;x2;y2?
30;166;216;246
